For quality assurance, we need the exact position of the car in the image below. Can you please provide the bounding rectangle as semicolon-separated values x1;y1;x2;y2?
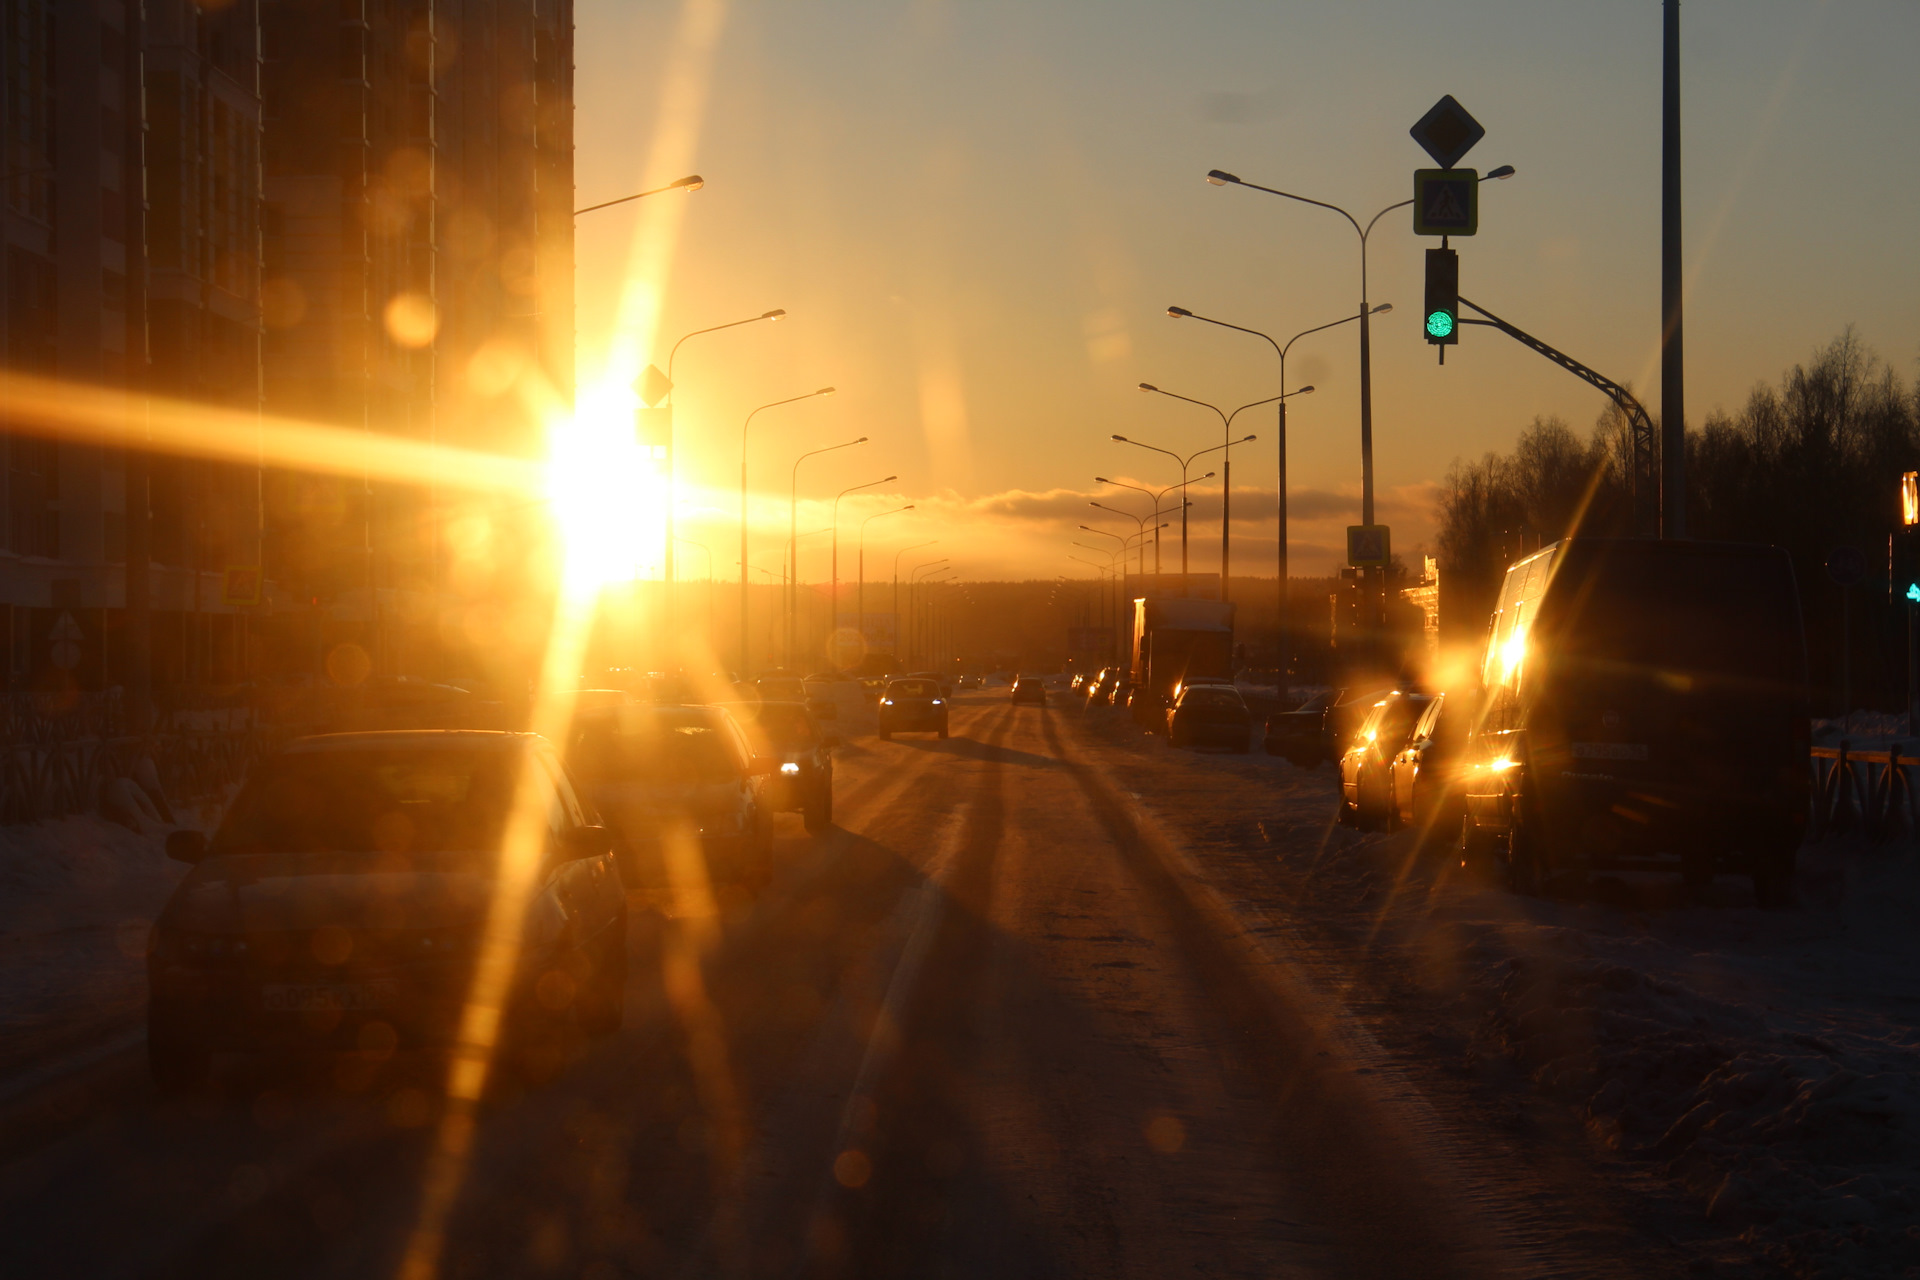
1461;538;1809;902
956;674;979;689
146;730;626;1091
1390;691;1468;840
1070;673;1087;692
1081;667;1114;707
1337;691;1433;829
1165;684;1252;750
802;671;851;721
755;674;808;703
1107;677;1133;708
566;703;779;895
1010;675;1046;706
902;669;953;698
1262;689;1336;765
719;699;835;833
878;677;949;739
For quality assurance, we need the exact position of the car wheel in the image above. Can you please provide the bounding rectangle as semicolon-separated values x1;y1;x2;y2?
576;919;627;1037
147;1012;210;1093
804;783;833;833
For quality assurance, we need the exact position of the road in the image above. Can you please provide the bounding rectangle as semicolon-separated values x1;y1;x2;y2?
0;691;1668;1279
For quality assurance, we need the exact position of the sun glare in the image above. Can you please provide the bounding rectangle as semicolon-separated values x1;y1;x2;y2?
547;387;668;589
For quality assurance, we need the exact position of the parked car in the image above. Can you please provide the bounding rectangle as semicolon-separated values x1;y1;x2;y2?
1461;538;1809;902
879;677;949;739
1165;684;1252;751
719;699;834;833
1390;691;1469;839
147;731;626;1090
1338;691;1433;829
755;673;808;703
1081;667;1114;707
1108;677;1134;709
1262;689;1335;765
1010;675;1047;706
567;703;778;894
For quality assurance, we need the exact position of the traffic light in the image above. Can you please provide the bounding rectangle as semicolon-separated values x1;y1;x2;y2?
1424;247;1458;345
1892;528;1920;605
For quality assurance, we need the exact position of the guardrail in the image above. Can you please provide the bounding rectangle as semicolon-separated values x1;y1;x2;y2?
1809;743;1920;843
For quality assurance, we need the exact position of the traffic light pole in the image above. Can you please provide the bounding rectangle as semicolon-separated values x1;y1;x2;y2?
1455;297;1659;538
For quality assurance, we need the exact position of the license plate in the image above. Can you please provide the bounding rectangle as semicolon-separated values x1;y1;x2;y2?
262;982;393;1012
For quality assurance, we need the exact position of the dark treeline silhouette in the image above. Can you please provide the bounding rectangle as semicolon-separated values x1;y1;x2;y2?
1436;331;1920;715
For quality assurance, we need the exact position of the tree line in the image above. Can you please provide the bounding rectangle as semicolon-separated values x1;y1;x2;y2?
1435;331;1920;714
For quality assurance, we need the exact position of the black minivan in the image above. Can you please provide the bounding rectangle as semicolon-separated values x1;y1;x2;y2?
1460;538;1810;904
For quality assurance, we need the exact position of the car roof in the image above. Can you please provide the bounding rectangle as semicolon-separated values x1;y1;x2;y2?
284;730;540;753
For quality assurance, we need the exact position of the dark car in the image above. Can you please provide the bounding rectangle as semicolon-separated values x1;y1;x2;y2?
1107;677;1133;708
566;703;778;894
147;731;626;1090
879;677;949;739
1390;691;1468;840
1262;689;1335;765
720;699;834;833
755;674;808;704
1082;667;1115;708
1337;691;1432;829
1461;538;1810;902
1011;675;1046;706
1165;684;1252;751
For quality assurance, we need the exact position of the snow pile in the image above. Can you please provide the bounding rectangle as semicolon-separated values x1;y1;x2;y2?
1479;904;1920;1277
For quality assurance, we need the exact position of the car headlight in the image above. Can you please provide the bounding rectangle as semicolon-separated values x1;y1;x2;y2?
881;698;893;706
931;699;943;706
779;762;800;775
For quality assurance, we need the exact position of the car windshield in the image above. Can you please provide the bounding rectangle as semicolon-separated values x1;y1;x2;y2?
1181;689;1243;709
210;747;525;857
721;701;815;748
568;710;742;786
889;680;939;698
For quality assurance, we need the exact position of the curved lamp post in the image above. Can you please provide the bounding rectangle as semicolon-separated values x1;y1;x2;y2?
858;505;914;656
1167;303;1391;698
1111;430;1256;596
832;475;896;655
788;435;866;665
1137;382;1272;602
1096;472;1212;574
740;387;835;674
573;173;703;216
657;307;786;589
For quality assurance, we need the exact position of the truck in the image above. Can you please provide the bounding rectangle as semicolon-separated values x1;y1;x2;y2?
1129;597;1236;731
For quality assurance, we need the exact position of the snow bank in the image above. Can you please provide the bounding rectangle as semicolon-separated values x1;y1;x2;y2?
1475;849;1920;1277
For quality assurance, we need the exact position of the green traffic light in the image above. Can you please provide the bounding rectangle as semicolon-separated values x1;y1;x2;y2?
1906;583;1920;604
1426;310;1455;339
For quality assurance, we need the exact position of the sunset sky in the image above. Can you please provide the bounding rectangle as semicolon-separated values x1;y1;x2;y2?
571;0;1920;586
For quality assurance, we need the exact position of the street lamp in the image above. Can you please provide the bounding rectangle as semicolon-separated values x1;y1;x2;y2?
833;475;897;662
740;387;835;675
789;435;867;666
859;505;914;657
783;525;832;667
656;308;786;590
1089;502;1150;574
893;542;938;662
1111;429;1255;596
910;559;952;667
1166;303;1385;697
1096;472;1212;574
1137;382;1270;603
1204;165;1513;527
903;553;947;665
572;173;703;216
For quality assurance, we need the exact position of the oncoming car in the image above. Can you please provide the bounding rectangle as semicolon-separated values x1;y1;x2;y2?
720;699;835;833
147;731;626;1090
878;677;949;740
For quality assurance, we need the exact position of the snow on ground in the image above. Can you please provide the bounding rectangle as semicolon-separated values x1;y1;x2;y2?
1069;703;1920;1279
0;816;188;1081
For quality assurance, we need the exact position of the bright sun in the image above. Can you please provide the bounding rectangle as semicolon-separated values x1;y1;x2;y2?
545;383;667;590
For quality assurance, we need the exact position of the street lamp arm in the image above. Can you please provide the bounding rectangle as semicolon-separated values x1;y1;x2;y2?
1189;436;1251;466
1173;310;1283;364
1223;395;1283;429
1111;436;1185;470
1281;312;1364;359
1210;172;1365;239
1142;384;1230;428
572;174;703;216
746;387;835;430
668;309;787;386
1363;198;1416;239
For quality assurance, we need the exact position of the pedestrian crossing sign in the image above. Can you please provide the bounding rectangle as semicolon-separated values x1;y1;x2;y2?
1414;168;1478;236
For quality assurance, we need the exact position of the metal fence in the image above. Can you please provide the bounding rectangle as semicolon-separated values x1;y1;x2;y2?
1808;743;1920;844
0;690;287;826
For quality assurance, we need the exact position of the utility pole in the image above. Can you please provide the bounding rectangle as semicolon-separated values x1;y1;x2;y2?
1660;0;1686;538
